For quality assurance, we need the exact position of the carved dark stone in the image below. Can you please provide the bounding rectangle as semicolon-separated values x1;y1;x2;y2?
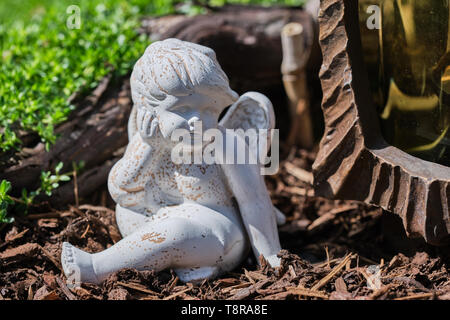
313;0;450;245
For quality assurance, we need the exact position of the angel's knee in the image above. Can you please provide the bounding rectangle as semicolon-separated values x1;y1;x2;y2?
151;216;243;282
115;205;151;237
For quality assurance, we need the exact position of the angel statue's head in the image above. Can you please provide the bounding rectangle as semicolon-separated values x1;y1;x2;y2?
130;38;239;140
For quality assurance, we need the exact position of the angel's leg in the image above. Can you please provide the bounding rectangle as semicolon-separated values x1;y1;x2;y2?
61;204;248;284
115;204;153;237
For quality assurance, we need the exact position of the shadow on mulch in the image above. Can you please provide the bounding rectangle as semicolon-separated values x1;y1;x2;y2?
0;149;449;300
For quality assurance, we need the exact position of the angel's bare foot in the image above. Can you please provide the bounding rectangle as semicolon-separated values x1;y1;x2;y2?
61;242;99;285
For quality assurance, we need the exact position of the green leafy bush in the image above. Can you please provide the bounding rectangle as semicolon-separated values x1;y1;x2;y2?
0;180;14;223
0;162;74;222
0;0;150;151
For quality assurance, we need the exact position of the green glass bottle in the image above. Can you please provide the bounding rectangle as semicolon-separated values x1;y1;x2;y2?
359;0;450;166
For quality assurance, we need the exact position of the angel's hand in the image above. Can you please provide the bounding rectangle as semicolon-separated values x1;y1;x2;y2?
136;106;162;144
274;206;286;226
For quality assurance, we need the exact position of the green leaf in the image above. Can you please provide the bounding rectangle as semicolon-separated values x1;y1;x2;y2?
59;175;71;182
0;179;11;195
55;162;63;173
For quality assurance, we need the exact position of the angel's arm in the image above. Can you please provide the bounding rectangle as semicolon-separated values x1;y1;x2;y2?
219;92;285;227
218;131;282;267
108;133;153;213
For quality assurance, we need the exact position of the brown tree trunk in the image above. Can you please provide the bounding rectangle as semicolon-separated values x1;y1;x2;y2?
0;5;318;207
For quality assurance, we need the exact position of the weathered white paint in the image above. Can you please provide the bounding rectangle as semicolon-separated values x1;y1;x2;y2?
61;39;285;285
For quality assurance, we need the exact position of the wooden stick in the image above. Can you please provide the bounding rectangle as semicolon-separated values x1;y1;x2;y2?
287;287;329;299
27;285;33;300
221;282;251;293
325;246;331;269
167;276;179;292
313;258;341;268
281;22;314;149
27;212;68;220
73;165;79;207
284;162;313;184
283;186;314;197
395;293;435;300
80;224;90;239
311;253;354;291
56;276;77;300
370;284;394;300
116;281;160;296
163;286;193;300
307;204;358;231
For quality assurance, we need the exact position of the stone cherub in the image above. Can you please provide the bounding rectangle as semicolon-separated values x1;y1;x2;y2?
61;38;285;284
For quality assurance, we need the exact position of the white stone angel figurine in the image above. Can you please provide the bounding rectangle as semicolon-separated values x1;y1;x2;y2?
61;38;285;284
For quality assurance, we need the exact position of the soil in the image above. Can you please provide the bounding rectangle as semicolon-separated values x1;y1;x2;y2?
0;148;449;301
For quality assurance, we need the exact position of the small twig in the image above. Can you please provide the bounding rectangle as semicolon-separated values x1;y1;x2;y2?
287;287;329;299
228;280;270;300
73;166;79;207
0;228;29;250
244;269;256;285
311;253;355;291
69;205;85;217
313;258;341;268
78;204;115;215
167;276;179;292
140;295;161;300
56;276;77;300
283;186;314;197
27;212;67;220
391;276;431;292
370;284;394;300
395;293;435;300
9;196;27;205
163;285;193;300
27;285;33;300
358;267;381;290
117;281;160;297
358;255;379;266
80;224;90;239
325;246;330;269
221;282;251;293
260;291;291;300
308;205;359;232
284;162;313;185
40;246;64;273
288;265;297;278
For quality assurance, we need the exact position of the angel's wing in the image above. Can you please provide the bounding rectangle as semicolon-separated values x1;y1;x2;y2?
219;92;275;157
219;92;286;226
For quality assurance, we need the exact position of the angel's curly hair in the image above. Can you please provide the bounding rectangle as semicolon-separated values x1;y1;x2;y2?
130;38;237;107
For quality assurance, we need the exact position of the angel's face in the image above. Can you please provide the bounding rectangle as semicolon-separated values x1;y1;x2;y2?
139;90;238;141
